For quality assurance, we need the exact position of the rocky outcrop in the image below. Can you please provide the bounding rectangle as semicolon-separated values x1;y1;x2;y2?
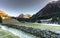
1;24;60;38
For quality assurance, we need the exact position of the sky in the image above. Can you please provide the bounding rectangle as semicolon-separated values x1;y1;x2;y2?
0;0;58;17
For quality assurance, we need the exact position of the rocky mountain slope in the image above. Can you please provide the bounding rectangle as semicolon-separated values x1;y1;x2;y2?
30;1;60;22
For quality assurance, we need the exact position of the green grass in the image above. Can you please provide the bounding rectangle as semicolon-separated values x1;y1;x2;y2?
0;30;20;38
14;22;60;31
0;24;20;38
3;19;60;31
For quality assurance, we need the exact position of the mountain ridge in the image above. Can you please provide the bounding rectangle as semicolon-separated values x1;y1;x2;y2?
30;0;60;22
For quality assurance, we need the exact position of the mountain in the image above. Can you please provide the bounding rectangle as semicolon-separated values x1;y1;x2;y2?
0;10;11;19
30;1;60;22
18;13;32;19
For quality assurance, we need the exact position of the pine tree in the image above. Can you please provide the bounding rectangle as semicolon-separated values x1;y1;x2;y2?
0;16;2;23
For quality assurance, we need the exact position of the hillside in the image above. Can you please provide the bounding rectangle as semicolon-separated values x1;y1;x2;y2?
30;1;60;22
0;10;11;19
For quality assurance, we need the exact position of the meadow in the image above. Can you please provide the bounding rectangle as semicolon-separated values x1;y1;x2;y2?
3;19;60;31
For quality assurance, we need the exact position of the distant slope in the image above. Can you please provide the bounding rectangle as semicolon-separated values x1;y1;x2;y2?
0;10;11;19
3;18;20;24
18;13;32;19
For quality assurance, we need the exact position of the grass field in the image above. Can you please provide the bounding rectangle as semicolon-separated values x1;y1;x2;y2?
0;27;19;38
3;19;60;31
